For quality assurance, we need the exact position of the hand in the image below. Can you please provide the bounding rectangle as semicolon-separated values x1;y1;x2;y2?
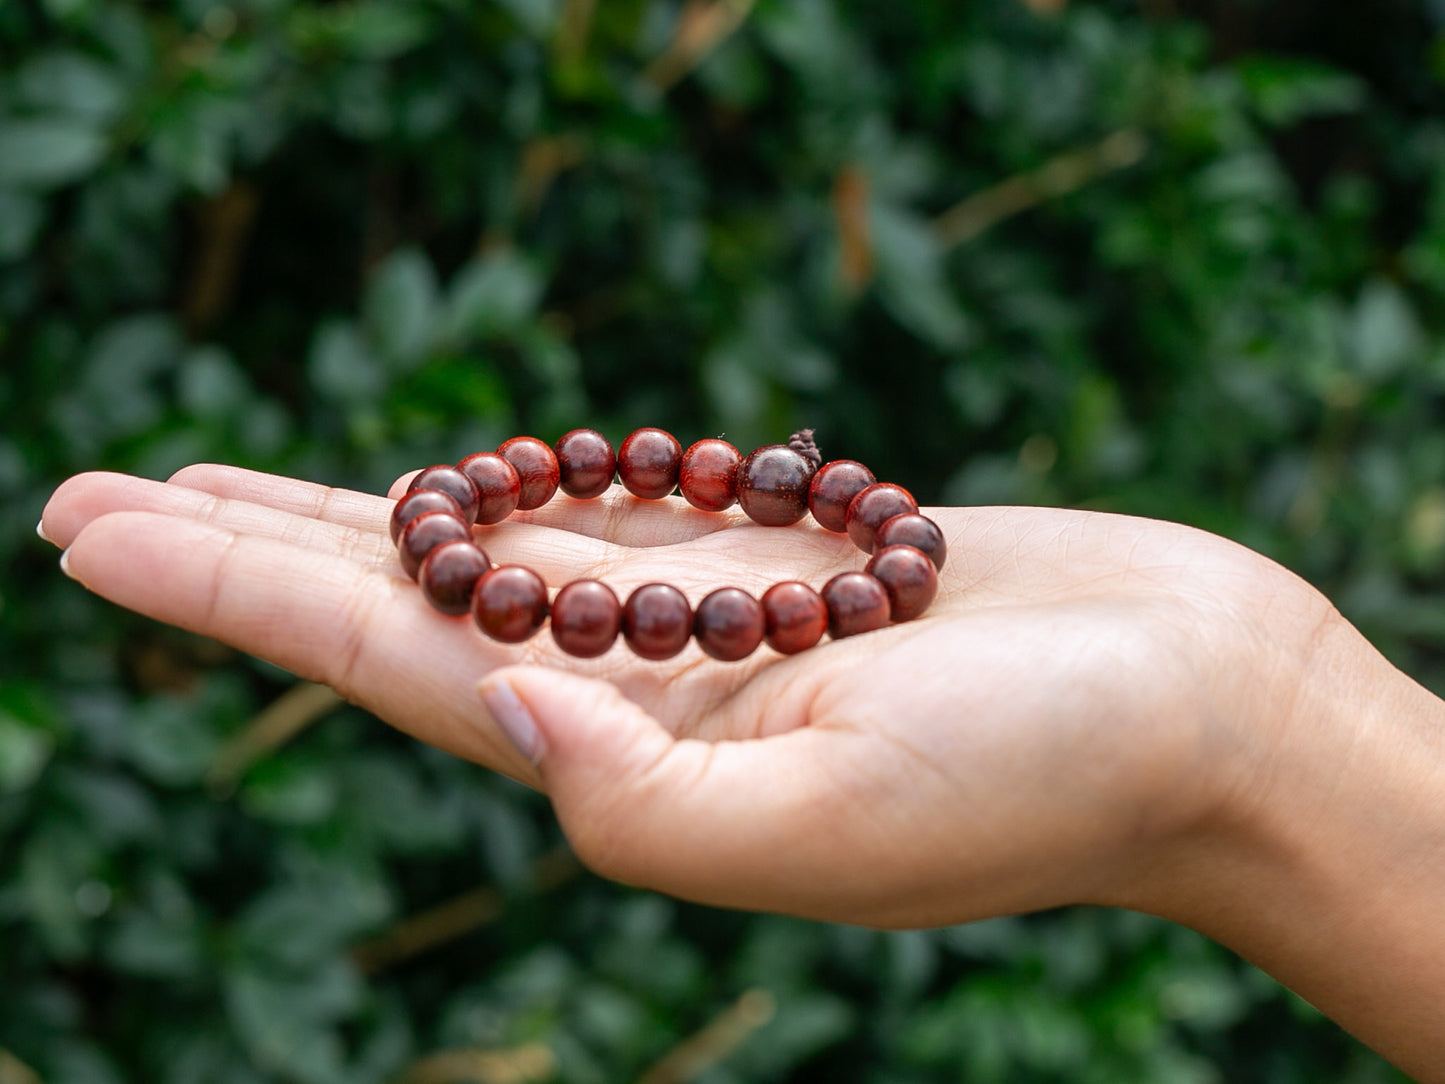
42;465;1445;1077
39;463;1323;923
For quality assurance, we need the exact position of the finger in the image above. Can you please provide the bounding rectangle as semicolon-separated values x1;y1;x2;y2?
61;511;537;779
43;472;393;565
46;471;635;584
169;464;394;530
478;666;905;920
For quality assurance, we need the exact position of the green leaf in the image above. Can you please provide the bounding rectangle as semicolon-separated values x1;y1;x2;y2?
0;188;47;260
363;248;439;366
1237;55;1367;127
308;319;387;403
16;51;129;123
0;118;107;188
444;250;546;341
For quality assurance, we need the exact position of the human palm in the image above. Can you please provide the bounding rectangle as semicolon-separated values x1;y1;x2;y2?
42;464;1335;928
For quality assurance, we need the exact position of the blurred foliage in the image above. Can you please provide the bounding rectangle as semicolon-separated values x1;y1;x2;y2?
2;0;1442;1079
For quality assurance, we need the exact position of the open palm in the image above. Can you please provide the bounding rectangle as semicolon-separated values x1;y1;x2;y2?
42;464;1335;929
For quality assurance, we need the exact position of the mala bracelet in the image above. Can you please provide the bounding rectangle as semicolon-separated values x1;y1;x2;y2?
389;428;947;662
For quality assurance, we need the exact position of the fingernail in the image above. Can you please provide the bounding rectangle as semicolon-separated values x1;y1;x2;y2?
480;678;546;765
36;518;53;544
59;549;77;581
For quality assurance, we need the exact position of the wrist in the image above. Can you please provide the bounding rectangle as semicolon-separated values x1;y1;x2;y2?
1135;606;1445;1077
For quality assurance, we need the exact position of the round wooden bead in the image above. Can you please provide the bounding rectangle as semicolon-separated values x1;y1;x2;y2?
622;583;693;660
408;465;481;524
457;452;522;525
821;571;891;639
760;581;827;655
678;438;742;513
418;540;492;616
845;483;919;553
473;565;549;643
808;460;876;533
865;544;938;622
390;488;464;543
398;510;473;580
497;436;560;510
694;587;765;661
737;445;813;527
617;428;682;500
551;580;622;658
874;513;947;571
555;428;616;500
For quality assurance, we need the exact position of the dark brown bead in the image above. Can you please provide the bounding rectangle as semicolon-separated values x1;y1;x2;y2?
865;545;938;622
808;460;876;533
821;571;891;639
761;581;827;655
408;465;481;524
398;510;473;580
457;452;522;525
617;428;682;500
550;580;622;658
678;438;742;512
418;540;492;616
390;488;464;543
874;513;947;571
845;483;919;553
497;436;561;511
622;583;693;660
555;428;617;499
472;565;549;643
693;587;765;661
737;445;813;527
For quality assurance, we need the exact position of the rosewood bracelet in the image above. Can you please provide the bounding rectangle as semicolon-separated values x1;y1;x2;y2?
390;428;946;662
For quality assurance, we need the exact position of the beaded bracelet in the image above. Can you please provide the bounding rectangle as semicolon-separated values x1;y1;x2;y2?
389;428;947;662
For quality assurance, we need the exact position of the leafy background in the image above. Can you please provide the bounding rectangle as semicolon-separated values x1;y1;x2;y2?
1;0;1441;1079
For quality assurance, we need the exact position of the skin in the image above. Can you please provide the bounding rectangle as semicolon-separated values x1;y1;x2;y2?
41;464;1445;1079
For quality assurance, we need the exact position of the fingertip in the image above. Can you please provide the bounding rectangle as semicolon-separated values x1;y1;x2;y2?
387;470;423;500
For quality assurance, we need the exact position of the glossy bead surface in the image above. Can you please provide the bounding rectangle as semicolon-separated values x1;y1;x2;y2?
678;438;742;512
398;510;473;579
845;483;919;553
408;465;481;524
760;581;827;655
622;583;693;660
617;428;682;500
550;580;622;658
555;428;616;499
472;565;549;643
497;436;560;510
865;545;938;622
457;452;522;524
737;445;813;527
821;571;891;639
693;587;765;661
418;540;492;616
390;488;464;543
874;513;947;571
808;460;876;533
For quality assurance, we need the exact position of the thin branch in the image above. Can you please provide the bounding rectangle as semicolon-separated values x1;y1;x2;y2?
553;0;596;68
643;0;756;93
831;164;872;293
397;1042;556;1084
932;128;1147;249
635;989;776;1084
183;181;259;336
353;847;581;975
206;682;343;794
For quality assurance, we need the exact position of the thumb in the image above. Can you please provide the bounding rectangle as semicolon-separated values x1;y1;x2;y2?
477;665;855;914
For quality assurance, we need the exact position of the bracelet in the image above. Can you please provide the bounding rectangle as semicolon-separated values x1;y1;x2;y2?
389;428;946;662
